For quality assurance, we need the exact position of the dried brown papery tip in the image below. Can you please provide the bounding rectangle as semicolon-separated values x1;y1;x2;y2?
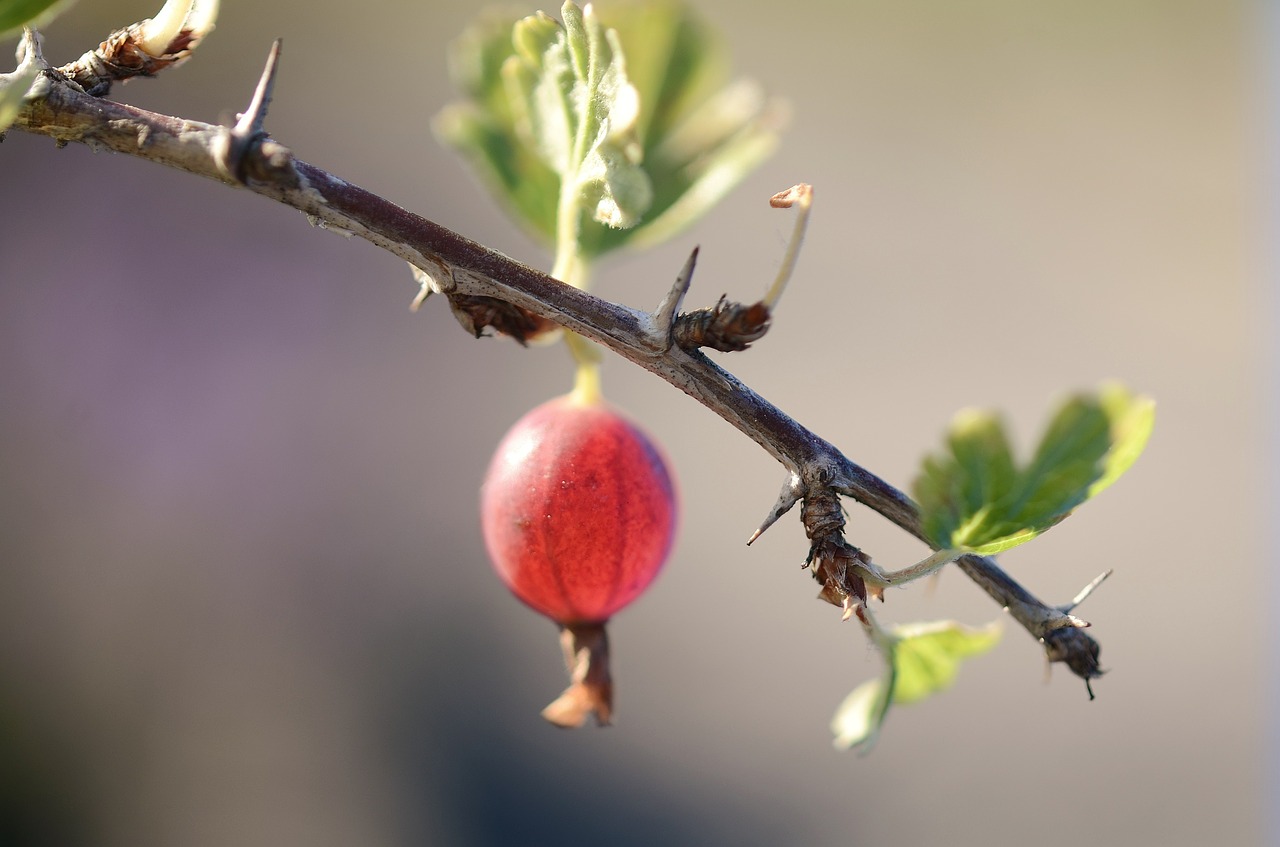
48;0;219;96
57;0;216;99
769;183;813;209
446;295;558;345
58;28;183;95
542;622;613;728
672;296;771;352
808;536;871;612
800;488;885;615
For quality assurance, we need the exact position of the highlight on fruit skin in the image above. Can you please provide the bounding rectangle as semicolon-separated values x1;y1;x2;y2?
480;393;678;727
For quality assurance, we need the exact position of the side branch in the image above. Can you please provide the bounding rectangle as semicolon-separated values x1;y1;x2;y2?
10;72;1103;685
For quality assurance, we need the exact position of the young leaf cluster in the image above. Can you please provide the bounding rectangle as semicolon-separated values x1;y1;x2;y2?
435;0;781;261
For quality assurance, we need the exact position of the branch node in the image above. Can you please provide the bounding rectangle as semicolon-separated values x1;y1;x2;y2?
669;184;812;353
213;39;282;184
672;295;771;352
801;486;886;611
648;246;698;352
408;259;458;310
1041;624;1105;691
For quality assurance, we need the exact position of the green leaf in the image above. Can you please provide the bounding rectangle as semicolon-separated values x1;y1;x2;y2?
557;3;652;229
832;621;1001;752
436;11;561;245
447;1;651;243
830;676;892;753
890;620;1002;704
436;0;783;260
914;384;1155;556
0;0;71;39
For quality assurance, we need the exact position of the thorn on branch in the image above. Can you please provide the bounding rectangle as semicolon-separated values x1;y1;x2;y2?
1061;569;1113;613
213;39;282;184
16;28;48;72
747;476;803;545
56;0;220;97
649;247;698;352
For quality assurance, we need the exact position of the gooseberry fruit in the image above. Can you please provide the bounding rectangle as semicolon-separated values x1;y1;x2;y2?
481;392;677;727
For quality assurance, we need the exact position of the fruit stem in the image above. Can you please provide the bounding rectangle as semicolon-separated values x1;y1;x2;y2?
542;622;613;728
569;348;603;405
552;218;604;401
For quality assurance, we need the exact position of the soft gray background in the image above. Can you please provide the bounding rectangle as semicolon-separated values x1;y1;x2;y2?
0;1;1261;845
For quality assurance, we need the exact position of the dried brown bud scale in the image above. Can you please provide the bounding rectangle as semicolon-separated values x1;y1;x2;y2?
446;294;558;345
59;26;197;96
672;296;771;352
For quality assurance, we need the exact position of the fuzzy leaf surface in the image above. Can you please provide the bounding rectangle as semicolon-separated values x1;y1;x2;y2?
436;0;782;258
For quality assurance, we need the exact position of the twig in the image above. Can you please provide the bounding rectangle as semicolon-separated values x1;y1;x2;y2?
9;49;1104;689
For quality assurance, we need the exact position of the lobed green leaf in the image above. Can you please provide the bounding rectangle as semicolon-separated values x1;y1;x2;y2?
832;621;1001;752
913;384;1154;556
890;620;1002;704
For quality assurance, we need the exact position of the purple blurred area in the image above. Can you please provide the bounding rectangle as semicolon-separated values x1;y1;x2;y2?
0;1;1264;845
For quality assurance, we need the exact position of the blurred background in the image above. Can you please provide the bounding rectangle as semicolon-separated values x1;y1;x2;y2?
0;1;1263;845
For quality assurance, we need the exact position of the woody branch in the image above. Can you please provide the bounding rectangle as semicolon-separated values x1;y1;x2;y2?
7;30;1104;689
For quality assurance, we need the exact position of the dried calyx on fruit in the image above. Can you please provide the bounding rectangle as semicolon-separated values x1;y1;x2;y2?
481;378;677;727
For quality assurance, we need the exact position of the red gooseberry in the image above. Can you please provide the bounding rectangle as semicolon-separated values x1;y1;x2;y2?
480;393;678;726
